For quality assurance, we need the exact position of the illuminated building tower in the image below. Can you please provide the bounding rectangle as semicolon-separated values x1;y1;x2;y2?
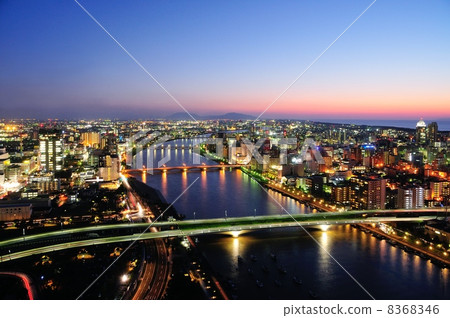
81;131;101;148
398;186;424;209
101;133;118;154
365;178;386;209
0;148;10;185
98;154;120;181
427;122;438;144
350;176;386;210
429;181;449;200
39;130;63;172
331;184;351;205
350;146;362;163
415;118;427;145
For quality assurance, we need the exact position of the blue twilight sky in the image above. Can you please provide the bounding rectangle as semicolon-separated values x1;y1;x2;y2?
0;0;449;120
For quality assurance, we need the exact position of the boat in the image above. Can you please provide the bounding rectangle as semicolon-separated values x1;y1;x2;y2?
250;254;257;262
256;280;264;288
238;255;244;264
274;280;282;287
293;276;302;285
309;290;318;298
270;252;277;261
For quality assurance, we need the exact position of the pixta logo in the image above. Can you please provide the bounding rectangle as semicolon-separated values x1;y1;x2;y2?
128;130;172;174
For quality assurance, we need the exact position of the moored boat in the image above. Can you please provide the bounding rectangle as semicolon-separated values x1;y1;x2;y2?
293;276;302;285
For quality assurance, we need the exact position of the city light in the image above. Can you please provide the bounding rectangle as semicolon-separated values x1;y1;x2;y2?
231;231;241;238
121;274;129;283
0;85;448;302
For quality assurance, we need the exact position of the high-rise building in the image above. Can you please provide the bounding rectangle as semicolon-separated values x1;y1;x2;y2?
350;176;386;210
0;148;10;185
398;186;424;209
427;122;438;144
331;184;351;205
98;154;121;181
350;146;362;163
81;131;101;148
429;181;449;200
39;130;63;172
101;133;118;154
415;119;427;145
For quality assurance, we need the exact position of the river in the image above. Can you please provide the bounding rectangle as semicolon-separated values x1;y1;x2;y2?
131;138;449;300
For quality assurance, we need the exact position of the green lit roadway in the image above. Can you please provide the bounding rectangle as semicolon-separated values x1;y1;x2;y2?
0;209;443;249
0;210;440;263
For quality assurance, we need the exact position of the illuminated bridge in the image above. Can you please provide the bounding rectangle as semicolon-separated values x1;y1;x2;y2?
0;209;441;263
124;164;249;174
152;143;197;150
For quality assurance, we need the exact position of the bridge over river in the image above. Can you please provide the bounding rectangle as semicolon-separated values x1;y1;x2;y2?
0;209;441;263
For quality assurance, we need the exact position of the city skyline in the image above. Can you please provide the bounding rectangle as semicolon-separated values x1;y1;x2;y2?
1;117;449;302
1;0;450;120
1;0;450;309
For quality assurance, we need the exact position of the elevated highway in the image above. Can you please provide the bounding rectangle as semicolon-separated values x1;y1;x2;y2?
0;209;440;263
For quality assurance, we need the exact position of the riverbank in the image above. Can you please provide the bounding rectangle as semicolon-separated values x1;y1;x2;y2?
357;224;450;267
264;181;331;212
201;150;328;212
127;177;183;220
126;176;225;299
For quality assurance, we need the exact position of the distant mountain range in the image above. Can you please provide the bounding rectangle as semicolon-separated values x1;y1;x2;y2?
166;112;256;120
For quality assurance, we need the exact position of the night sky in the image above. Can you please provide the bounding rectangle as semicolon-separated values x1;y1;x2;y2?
1;0;449;120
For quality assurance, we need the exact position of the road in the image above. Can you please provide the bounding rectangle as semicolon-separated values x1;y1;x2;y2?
144;238;169;299
132;239;170;300
265;181;336;211
124;175;170;300
132;241;157;300
1;208;443;250
0;216;437;264
0;271;36;299
359;224;450;266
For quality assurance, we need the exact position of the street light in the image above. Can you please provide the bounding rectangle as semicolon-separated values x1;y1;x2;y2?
193;211;196;222
225;210;228;220
254;208;256;218
121;274;129;283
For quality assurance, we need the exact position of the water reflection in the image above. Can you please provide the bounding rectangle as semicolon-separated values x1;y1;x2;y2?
196;226;449;300
134;139;449;299
135;140;316;219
